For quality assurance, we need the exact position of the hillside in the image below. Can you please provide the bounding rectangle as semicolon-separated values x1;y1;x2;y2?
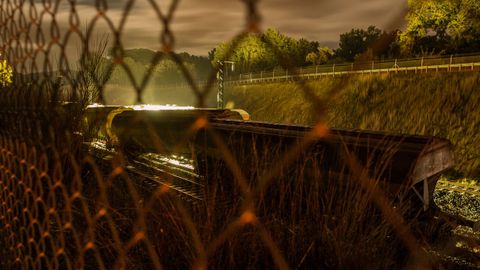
225;72;480;176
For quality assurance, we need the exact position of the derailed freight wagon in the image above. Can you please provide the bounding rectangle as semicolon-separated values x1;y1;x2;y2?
86;105;454;213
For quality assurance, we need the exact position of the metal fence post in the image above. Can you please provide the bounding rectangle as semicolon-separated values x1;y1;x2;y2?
449;55;453;72
217;61;224;109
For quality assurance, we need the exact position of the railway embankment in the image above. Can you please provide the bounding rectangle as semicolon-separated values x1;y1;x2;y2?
225;72;480;177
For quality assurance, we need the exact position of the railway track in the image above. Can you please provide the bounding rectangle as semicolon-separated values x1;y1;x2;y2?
87;138;480;268
87;139;205;203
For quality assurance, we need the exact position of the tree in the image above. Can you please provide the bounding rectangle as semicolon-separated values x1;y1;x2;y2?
305;52;318;65
335;26;382;61
0;52;13;87
399;0;480;55
109;57;146;86
292;38;319;66
317;47;333;64
176;52;212;80
233;34;273;72
211;28;319;72
305;46;333;65
208;48;216;61
153;58;196;83
262;28;293;67
212;31;275;73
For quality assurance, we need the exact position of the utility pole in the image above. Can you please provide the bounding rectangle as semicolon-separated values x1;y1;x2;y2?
217;60;234;109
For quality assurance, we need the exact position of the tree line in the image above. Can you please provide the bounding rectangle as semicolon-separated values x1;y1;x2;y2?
107;48;213;86
74;0;480;86
2;0;480;87
210;0;480;73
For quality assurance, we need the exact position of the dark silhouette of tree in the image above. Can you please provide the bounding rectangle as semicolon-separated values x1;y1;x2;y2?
366;30;401;60
335;26;382;61
208;48;216;61
108;49;212;86
294;38;320;66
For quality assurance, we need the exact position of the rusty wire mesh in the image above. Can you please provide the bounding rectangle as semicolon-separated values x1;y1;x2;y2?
0;0;444;269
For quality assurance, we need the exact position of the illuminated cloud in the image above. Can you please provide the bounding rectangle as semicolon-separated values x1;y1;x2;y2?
38;0;408;55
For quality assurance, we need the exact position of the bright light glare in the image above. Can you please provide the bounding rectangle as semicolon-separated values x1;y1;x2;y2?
142;153;196;171
87;104;195;110
132;104;195;111
88;103;103;108
159;156;195;170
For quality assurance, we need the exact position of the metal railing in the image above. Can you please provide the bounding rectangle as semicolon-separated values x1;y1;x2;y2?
234;54;480;84
148;54;480;90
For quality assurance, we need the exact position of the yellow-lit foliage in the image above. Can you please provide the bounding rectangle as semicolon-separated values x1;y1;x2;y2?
0;55;13;87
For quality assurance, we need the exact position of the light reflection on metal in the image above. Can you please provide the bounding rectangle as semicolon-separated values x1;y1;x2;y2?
131;104;195;111
87;104;195;111
87;140;196;172
86;140;203;201
90;139;110;150
88;103;104;108
143;153;195;171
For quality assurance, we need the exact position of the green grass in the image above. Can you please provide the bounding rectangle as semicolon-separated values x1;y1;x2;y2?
225;72;480;177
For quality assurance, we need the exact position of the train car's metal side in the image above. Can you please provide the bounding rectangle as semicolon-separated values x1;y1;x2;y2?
411;139;455;210
196;119;455;210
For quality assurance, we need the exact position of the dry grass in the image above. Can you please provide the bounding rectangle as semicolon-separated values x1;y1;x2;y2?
226;72;480;177
73;128;428;270
0;72;455;270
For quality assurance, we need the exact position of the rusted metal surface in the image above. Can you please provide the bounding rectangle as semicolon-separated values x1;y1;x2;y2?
201;119;454;210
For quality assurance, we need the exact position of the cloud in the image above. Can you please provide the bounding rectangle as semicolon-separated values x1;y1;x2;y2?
10;0;409;60
258;0;407;47
118;0;407;54
74;0;140;10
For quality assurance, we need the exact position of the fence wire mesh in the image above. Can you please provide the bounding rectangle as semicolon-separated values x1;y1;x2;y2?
0;0;450;269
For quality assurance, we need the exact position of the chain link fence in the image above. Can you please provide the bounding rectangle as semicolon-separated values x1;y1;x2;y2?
0;1;453;269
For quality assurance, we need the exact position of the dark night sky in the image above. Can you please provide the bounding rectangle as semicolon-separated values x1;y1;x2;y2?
52;0;408;56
